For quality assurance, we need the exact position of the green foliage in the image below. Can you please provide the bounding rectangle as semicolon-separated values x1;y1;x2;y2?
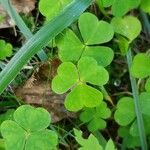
0;40;13;60
0;15;4;23
0;139;5;150
114;97;135;126
52;57;108;111
97;0;114;7
111;16;141;55
80;102;111;132
131;53;150;78
57;12;114;67
118;127;140;148
111;16;141;42
112;0;141;17
0;105;58;150
115;92;150;137
39;0;71;21
0;109;15;125
140;0;150;14
74;128;103;150
145;78;150;92
74;129;116;150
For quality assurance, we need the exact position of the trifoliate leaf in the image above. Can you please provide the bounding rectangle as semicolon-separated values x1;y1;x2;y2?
145;78;150;92
112;0;141;17
80;102;111;131
39;0;71;21
65;84;103;111
111;16;141;42
131;53;150;78
0;40;13;60
140;0;150;14
52;57;109;111
57;13;114;67
79;12;114;45
0;105;58;150
74;129;103;150
114;97;135;126
78;57;109;86
52;62;78;94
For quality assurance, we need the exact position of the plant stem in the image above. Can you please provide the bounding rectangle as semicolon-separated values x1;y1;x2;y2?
140;10;150;36
100;86;114;105
126;49;147;150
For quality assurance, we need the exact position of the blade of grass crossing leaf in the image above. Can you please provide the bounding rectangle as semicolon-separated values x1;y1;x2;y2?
126;49;147;150
140;10;150;36
0;0;48;61
0;0;93;94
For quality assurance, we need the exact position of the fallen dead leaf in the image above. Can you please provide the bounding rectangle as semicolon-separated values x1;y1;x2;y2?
15;59;76;123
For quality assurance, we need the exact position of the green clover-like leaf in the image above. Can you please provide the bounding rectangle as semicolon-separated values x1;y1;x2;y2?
0;40;13;60
79;12;114;45
115;92;150;137
139;92;150;116
111;16;141;42
57;12;114;67
1;121;26;150
13;105;51;132
131;53;150;78
80;101;111;131
74;128;103;150
129;115;150;137
52;57;108;111
112;0;141;17
78;57;109;86
52;62;79;94
65;84;103;111
0;105;58;150
39;0;71;21
114;97;135;126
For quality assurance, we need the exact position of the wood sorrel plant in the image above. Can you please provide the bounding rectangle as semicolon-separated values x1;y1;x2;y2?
1;0;150;149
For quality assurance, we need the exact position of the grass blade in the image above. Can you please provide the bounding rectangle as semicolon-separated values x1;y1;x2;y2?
126;49;147;150
0;0;93;94
0;0;48;61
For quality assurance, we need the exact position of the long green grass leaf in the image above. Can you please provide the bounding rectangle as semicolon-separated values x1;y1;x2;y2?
0;0;48;61
0;0;93;94
126;49;147;150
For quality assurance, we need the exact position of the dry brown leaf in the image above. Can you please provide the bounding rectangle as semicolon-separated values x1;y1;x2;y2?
15;59;76;123
0;0;36;28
